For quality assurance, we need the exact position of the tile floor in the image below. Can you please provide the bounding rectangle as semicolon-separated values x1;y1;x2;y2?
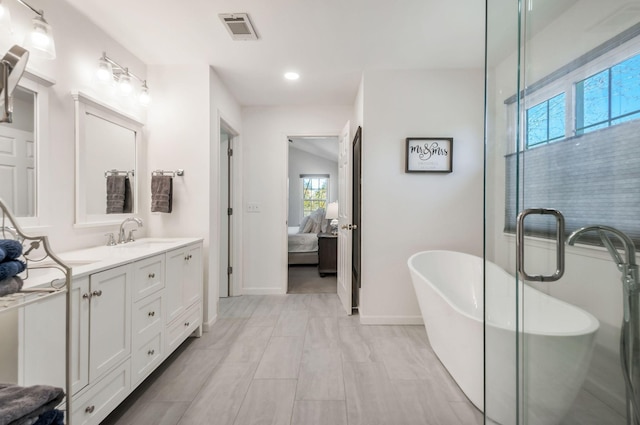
102;293;482;425
101;293;623;425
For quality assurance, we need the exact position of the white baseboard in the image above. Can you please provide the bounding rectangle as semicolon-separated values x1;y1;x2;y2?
242;287;286;295
358;314;424;325
202;314;218;333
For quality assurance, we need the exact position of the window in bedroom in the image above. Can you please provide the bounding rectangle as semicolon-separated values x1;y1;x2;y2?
301;175;328;217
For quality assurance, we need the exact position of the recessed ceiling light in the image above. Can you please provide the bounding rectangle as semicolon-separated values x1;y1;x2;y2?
284;72;300;81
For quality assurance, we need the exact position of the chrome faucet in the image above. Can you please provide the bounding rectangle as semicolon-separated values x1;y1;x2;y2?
118;217;143;244
568;225;639;318
567;225;640;425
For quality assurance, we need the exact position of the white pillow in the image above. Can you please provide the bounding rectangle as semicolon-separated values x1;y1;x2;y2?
302;216;316;233
309;208;325;233
298;215;311;233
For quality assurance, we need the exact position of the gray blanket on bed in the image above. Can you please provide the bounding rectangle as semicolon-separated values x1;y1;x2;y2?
0;384;64;425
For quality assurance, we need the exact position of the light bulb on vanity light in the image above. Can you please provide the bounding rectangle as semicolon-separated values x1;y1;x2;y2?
25;14;56;60
138;81;151;106
96;54;113;83
118;70;133;96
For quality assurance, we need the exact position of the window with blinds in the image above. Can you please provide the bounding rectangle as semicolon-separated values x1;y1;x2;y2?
504;24;640;248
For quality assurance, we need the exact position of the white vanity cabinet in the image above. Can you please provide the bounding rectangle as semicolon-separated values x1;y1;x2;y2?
69;239;202;425
165;244;203;352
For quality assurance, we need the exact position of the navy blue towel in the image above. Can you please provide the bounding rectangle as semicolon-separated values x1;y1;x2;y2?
34;409;64;425
0;239;22;262
0;259;26;280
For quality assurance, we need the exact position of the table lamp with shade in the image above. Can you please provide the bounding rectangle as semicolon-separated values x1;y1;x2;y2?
325;202;339;235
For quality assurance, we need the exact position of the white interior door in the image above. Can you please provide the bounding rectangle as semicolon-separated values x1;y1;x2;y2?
219;133;230;297
0;127;35;216
337;121;352;315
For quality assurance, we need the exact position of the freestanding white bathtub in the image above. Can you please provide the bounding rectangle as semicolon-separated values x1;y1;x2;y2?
407;250;600;425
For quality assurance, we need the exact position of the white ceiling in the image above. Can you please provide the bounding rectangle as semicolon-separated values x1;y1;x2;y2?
62;0;486;107
289;137;338;162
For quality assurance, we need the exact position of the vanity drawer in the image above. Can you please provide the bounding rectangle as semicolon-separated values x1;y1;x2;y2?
133;293;163;339
72;360;130;425
132;331;163;387
133;254;165;301
166;303;201;353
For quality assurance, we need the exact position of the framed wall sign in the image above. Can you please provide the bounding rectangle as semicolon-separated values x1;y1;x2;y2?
405;137;453;173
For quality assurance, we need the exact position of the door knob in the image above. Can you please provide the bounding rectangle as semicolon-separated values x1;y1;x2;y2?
341;224;358;230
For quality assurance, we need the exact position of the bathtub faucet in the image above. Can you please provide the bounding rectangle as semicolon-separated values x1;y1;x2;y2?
567;225;639;320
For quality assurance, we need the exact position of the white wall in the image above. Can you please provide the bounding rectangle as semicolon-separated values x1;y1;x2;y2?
146;65;242;327
287;147;338;226
359;68;485;324
241;105;352;294
2;0;148;253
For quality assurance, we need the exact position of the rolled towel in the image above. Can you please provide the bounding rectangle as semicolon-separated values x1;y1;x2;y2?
0;260;26;281
0;239;22;262
33;409;64;425
0;276;23;297
151;175;173;213
106;175;126;214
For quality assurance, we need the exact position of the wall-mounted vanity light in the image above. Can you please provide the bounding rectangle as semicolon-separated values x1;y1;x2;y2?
0;0;56;60
96;52;151;106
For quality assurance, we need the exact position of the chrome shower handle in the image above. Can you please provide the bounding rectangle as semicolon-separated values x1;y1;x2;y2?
517;208;565;282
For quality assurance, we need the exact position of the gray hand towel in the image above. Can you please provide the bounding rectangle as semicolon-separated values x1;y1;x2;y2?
0;383;64;425
123;176;133;214
0;275;23;297
151;175;173;213
106;175;126;214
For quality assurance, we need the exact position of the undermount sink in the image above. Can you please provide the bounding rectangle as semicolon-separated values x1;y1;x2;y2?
35;258;100;268
113;239;179;249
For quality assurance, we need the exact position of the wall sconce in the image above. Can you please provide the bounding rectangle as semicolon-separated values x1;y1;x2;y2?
0;0;56;60
96;52;151;106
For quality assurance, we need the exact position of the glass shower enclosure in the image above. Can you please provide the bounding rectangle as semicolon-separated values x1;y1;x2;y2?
485;1;640;424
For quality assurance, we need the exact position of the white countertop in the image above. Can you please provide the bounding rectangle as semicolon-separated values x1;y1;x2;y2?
21;237;203;291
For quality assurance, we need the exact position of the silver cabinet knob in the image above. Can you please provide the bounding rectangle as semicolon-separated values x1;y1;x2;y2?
91;289;103;297
148;272;155;279
184;321;190;327
148;311;155;317
85;405;95;414
82;293;90;299
148;349;155;355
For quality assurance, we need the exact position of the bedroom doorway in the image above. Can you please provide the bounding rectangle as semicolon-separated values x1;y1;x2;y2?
286;135;339;294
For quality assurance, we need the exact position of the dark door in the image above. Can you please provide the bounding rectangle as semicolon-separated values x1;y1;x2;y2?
352;126;362;308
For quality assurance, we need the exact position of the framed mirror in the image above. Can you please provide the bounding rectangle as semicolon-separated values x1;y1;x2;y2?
0;72;53;227
73;91;143;227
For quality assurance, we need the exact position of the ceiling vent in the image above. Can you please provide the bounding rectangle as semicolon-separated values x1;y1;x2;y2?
219;13;258;40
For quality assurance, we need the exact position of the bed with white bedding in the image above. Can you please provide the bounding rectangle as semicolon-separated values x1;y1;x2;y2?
288;207;327;265
288;226;319;265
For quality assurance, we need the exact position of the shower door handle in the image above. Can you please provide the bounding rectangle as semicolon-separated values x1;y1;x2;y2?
516;208;565;282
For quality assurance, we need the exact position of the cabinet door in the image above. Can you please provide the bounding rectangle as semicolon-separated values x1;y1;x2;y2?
70;277;90;395
183;244;202;307
165;248;186;323
89;265;132;381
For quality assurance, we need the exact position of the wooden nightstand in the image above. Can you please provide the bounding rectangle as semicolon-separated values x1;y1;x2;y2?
317;233;337;276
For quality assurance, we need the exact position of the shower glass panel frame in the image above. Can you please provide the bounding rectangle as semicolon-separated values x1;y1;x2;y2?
484;1;640;424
